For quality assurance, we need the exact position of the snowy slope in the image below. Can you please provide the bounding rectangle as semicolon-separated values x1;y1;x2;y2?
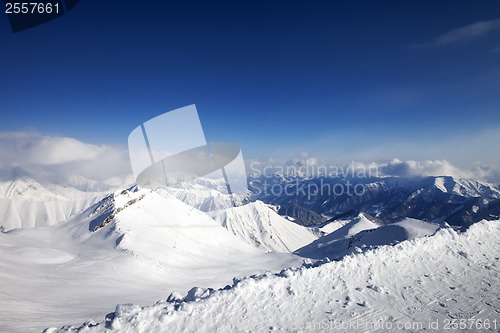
347;218;440;251
49;220;500;333
0;188;301;333
0;166;133;231
295;214;439;259
0;197;99;230
294;213;378;259
0;173;113;231
319;218;351;234
157;177;245;212
0;177;67;201
0;180;103;231
165;186;236;212
211;201;317;252
106;190;279;266
0;171;112;201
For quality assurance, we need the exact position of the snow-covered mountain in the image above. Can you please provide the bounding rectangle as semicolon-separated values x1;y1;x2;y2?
0;196;99;230
0;188;301;333
0;166;124;200
87;188;273;266
295;213;440;259
1;171;498;333
164;186;236;212
140;177;245;213
48;219;500;333
0;171;239;231
0;174;110;231
211;201;317;252
250;175;500;227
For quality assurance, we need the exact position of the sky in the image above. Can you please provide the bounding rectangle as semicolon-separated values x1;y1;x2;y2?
1;1;499;180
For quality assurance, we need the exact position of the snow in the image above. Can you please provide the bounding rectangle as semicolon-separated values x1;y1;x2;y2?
1;176;498;333
452;178;500;197
319;219;350;234
48;219;500;333
0;197;100;230
295;214;439;259
0;188;301;333
434;176;447;192
155;177;243;212
0;175;110;202
0;176;111;231
210;200;317;252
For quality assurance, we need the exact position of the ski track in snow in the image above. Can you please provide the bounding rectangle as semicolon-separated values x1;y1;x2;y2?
48;220;500;333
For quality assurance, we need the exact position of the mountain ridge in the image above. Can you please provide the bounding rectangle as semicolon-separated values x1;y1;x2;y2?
250;175;500;227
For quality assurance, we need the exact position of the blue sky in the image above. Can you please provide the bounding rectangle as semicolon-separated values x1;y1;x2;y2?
1;1;499;168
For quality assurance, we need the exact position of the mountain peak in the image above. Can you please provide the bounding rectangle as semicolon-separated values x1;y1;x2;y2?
211;200;317;253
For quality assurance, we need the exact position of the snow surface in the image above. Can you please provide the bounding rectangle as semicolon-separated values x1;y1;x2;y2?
48;220;500;333
0;175;109;202
295;214;440;260
211;201;317;253
319;219;351;234
0;197;100;230
0;176;110;230
156;177;244;212
1;176;498;333
0;188;301;333
434;177;447;193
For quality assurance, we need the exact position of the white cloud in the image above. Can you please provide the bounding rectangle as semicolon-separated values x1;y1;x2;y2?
285;152;319;167
24;136;103;165
471;163;500;183
249;153;499;182
379;159;474;179
414;18;500;47
2;132;499;187
0;131;131;184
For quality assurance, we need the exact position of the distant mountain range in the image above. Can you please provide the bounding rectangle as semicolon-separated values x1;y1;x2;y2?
3;167;499;232
250;175;500;228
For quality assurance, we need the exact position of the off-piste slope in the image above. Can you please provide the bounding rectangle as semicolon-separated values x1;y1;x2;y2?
296;213;440;259
0;188;301;333
0;168;110;230
49;220;499;333
211;200;317;253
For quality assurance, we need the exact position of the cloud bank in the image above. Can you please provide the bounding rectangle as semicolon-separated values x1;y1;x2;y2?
0;131;132;186
376;159;500;183
250;153;500;183
378;159;473;178
1;132;499;188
